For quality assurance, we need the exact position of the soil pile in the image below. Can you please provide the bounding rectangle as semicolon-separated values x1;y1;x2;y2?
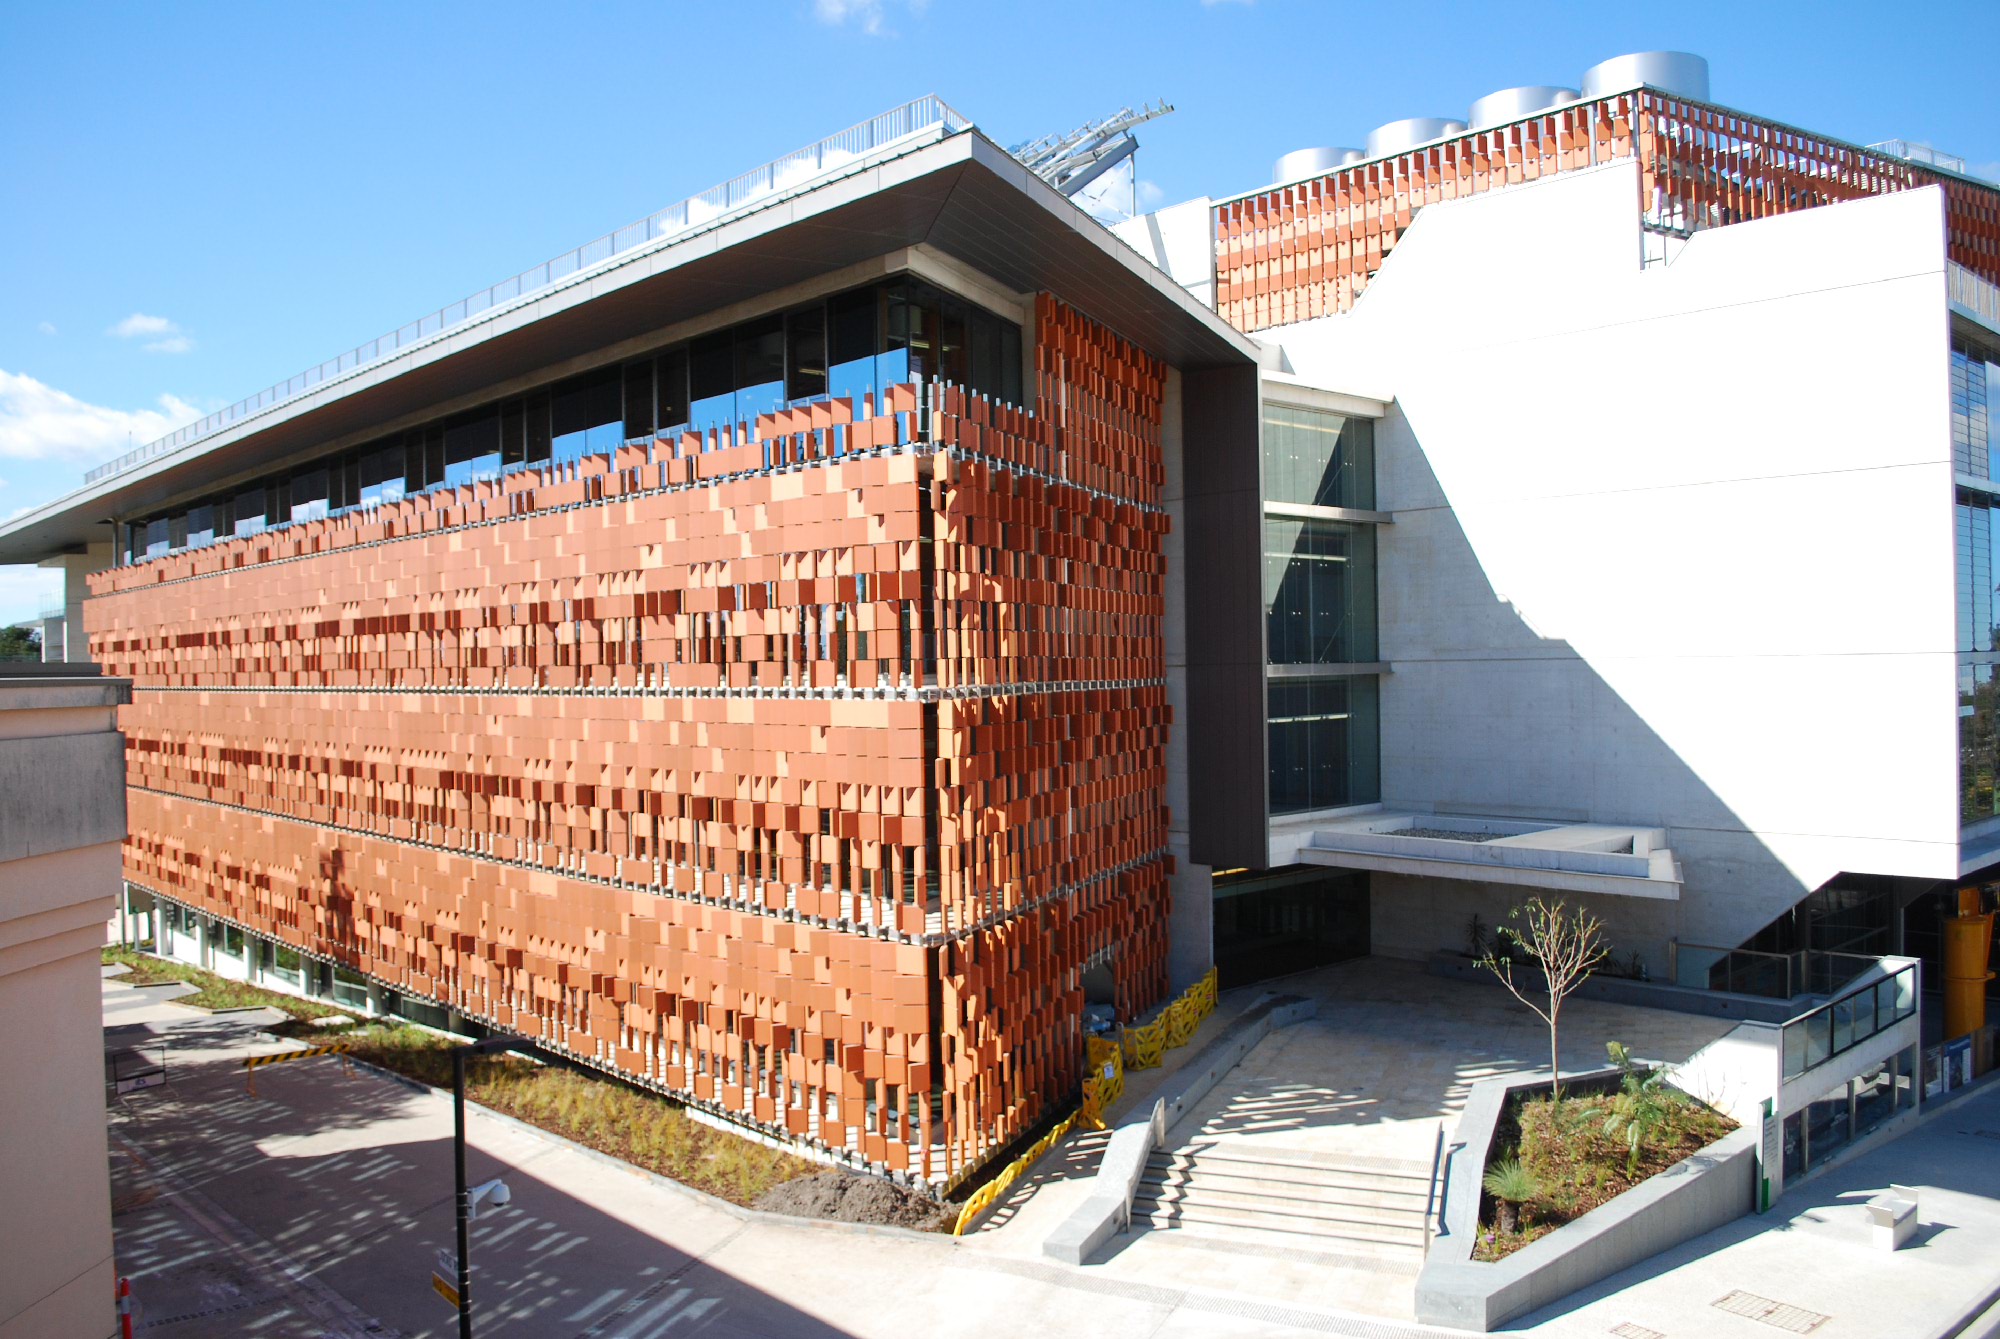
755;1172;954;1231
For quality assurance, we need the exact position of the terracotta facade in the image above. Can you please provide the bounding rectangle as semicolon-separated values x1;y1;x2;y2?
91;293;1172;1188
1216;88;2000;332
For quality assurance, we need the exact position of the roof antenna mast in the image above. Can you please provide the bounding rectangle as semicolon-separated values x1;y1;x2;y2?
1010;101;1174;222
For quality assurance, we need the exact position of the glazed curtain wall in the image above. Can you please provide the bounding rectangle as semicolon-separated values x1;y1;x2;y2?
1957;332;2000;830
90;294;1170;1189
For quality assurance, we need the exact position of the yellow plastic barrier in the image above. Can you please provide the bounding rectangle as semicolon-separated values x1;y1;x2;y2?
951;970;1217;1236
952;1108;1080;1235
1081;1035;1124;1125
1121;968;1217;1071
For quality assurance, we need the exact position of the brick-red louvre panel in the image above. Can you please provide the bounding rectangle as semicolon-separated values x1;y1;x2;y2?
90;293;1170;1188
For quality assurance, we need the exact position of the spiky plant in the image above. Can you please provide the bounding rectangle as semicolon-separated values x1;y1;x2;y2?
1482;1158;1541;1234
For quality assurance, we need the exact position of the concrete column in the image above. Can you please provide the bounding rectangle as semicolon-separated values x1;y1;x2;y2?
1161;367;1214;989
38;541;114;664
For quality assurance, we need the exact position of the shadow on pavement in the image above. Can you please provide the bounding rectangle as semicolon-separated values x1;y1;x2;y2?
110;1023;857;1338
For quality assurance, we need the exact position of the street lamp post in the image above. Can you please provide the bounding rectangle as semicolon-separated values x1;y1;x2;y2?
452;1036;528;1339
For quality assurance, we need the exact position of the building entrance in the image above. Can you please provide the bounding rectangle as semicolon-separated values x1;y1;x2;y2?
1213;866;1369;989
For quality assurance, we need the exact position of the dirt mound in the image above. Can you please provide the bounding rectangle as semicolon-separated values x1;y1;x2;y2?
755;1171;953;1232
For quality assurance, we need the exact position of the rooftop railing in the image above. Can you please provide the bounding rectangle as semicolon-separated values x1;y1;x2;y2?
82;96;972;488
1870;139;1970;176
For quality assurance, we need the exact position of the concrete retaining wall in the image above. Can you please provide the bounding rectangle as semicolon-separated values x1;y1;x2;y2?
1426;951;1796;1024
1416;1067;1755;1332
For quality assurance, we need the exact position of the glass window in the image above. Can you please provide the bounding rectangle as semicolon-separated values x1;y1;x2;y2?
689;331;735;434
232;486;267;537
442;411;501;486
828;288;877;408
623;360;655;440
1264;518;1376;663
787;306;827;402
261;940;303;988
1262;404;1376;509
551;370;621;462
525;392;552;463
290;466;331;522
358;440;406;506
1952;337;1996;482
1962;659;1999;826
1267;675;1380;814
734;315;786;423
1959;490;1996;654
331;964;369;1010
501;400;526;468
144;517;169;558
936;294;969;386
186;505;215;548
215;921;245;962
656;348;690;432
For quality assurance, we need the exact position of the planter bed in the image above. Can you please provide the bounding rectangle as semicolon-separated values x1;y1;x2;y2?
1417;1065;1756;1332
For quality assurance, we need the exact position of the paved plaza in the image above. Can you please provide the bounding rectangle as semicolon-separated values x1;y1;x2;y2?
100;963;2000;1338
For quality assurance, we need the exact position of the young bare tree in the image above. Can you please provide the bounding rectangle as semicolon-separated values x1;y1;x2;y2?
1481;897;1610;1101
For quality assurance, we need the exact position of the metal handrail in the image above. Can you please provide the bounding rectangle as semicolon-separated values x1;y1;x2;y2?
1423;1123;1461;1256
82;96;972;487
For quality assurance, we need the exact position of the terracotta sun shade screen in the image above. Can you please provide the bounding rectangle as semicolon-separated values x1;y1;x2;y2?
90;294;1172;1190
1214;89;2000;334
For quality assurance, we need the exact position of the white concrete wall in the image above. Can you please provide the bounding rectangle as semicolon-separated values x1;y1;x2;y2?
1271;164;1957;964
1112;197;1216;310
0;678;128;1339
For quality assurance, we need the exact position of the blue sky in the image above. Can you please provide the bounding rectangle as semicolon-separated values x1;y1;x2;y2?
2;0;1995;622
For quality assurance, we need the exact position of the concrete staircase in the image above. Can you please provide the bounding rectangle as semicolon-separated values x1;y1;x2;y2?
1131;1142;1433;1261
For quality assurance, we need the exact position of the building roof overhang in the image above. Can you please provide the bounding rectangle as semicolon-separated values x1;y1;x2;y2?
0;128;1256;564
1272;807;1684;900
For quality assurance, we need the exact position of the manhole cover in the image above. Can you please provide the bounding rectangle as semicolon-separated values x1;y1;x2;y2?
1712;1291;1830;1334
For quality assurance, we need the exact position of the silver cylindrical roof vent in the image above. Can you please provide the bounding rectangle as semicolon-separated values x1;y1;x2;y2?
1273;146;1366;184
1364;117;1469;159
1468;85;1581;130
1581;51;1709;101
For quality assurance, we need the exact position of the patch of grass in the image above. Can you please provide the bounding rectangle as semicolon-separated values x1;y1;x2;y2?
342;1024;817;1207
1472;1083;1736;1261
101;946;346;1022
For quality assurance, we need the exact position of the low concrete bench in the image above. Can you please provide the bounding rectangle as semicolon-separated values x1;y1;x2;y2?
1865;1185;1919;1251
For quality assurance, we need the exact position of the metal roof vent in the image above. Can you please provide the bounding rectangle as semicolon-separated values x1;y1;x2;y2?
1581;51;1709;102
1467;85;1581;130
1364;117;1469;159
1273;146;1366;184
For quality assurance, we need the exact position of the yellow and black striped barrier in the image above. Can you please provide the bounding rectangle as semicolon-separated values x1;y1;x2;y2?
242;1041;353;1094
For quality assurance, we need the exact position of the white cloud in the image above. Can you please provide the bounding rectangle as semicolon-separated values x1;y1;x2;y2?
109;312;194;354
110;313;177;338
35;322;55;336
814;0;886;32
1137;179;1166;208
0;369;201;462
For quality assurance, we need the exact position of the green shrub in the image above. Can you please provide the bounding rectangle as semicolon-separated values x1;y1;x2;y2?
1482;1158;1540;1233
